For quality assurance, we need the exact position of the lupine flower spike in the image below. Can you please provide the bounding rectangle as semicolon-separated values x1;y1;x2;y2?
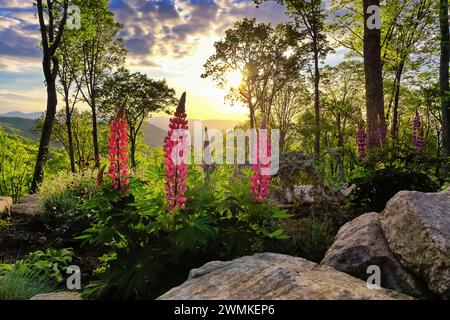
357;122;367;160
412;111;425;154
164;92;189;212
250;117;271;202
107;100;130;192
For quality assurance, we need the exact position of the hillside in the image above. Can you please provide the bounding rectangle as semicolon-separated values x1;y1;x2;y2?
0;116;37;140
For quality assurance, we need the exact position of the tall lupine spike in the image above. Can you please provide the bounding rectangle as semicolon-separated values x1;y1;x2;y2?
164;92;189;212
357;122;367;160
412;111;425;154
250;117;271;202
107;99;130;192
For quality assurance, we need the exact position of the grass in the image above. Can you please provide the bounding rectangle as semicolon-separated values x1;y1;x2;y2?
0;263;56;300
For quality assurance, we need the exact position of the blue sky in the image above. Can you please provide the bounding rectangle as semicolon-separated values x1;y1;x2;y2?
0;0;343;120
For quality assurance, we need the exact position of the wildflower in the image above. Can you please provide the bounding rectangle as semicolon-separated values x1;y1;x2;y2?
107;103;130;192
250;117;271;202
412;111;425;154
164;92;189;212
357;122;367;160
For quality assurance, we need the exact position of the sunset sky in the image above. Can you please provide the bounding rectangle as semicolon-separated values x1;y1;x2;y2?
0;0;343;121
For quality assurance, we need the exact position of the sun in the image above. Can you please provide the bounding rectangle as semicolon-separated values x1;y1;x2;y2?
224;70;243;90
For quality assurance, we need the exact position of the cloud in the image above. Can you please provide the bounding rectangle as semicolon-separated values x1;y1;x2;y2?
111;0;287;65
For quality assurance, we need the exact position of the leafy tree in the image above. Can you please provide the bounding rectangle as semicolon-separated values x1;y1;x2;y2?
202;18;299;128
98;68;177;168
57;28;83;174
321;61;364;180
32;0;69;192
256;0;331;158
73;0;126;168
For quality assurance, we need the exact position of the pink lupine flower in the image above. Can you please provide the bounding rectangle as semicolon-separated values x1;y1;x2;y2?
412;111;425;154
357;122;367;160
107;104;130;192
164;92;189;212
250;117;271;202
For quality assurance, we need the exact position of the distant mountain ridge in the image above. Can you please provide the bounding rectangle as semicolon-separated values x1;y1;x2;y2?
0;111;42;120
145;118;242;147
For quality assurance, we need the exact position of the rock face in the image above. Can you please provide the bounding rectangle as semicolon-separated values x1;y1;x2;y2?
11;194;42;216
30;292;82;300
379;188;450;299
158;253;412;300
321;212;431;298
0;196;12;214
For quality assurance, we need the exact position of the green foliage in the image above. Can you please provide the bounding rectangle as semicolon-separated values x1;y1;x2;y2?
264;217;334;263
39;171;97;234
0;127;36;202
345;167;439;217
0;262;55;300
24;248;74;283
77;165;290;299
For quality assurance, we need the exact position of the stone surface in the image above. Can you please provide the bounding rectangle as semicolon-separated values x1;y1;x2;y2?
0;196;12;214
285;185;315;203
11;194;42;216
321;212;432;298
30;292;82;300
158;253;413;300
379;188;450;299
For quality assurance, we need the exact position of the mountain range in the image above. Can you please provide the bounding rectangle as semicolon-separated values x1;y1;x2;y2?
0;112;242;147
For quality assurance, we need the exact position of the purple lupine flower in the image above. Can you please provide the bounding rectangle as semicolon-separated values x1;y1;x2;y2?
412;112;425;154
377;122;387;144
357;123;367;160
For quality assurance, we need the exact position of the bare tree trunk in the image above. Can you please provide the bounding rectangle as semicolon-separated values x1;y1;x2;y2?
313;47;321;158
91;97;100;169
31;0;68;192
64;96;76;174
391;60;405;139
440;0;450;168
32;83;57;192
363;0;385;148
130;131;137;169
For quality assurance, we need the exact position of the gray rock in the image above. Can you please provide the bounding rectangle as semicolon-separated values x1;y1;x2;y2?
0;196;12;214
321;212;432;298
158;253;413;300
30;292;82;300
11;194;42;216
379;188;450;299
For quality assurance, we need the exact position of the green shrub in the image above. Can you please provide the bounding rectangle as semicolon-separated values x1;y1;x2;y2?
78;165;290;299
39;171;96;234
0;261;56;300
24;248;74;283
263;217;334;263
345;167;439;217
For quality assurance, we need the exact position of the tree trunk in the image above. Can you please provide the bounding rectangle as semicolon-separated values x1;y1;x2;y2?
64;96;76;174
440;0;450;164
313;47;321;158
337;112;344;181
91;98;100;169
391;60;405;139
130;134;137;169
363;0;385;148
31;82;57;192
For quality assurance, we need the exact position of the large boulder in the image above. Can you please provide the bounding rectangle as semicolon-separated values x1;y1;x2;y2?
379;188;450;299
0;196;12;214
11;194;42;216
321;212;432;298
158;253;412;300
